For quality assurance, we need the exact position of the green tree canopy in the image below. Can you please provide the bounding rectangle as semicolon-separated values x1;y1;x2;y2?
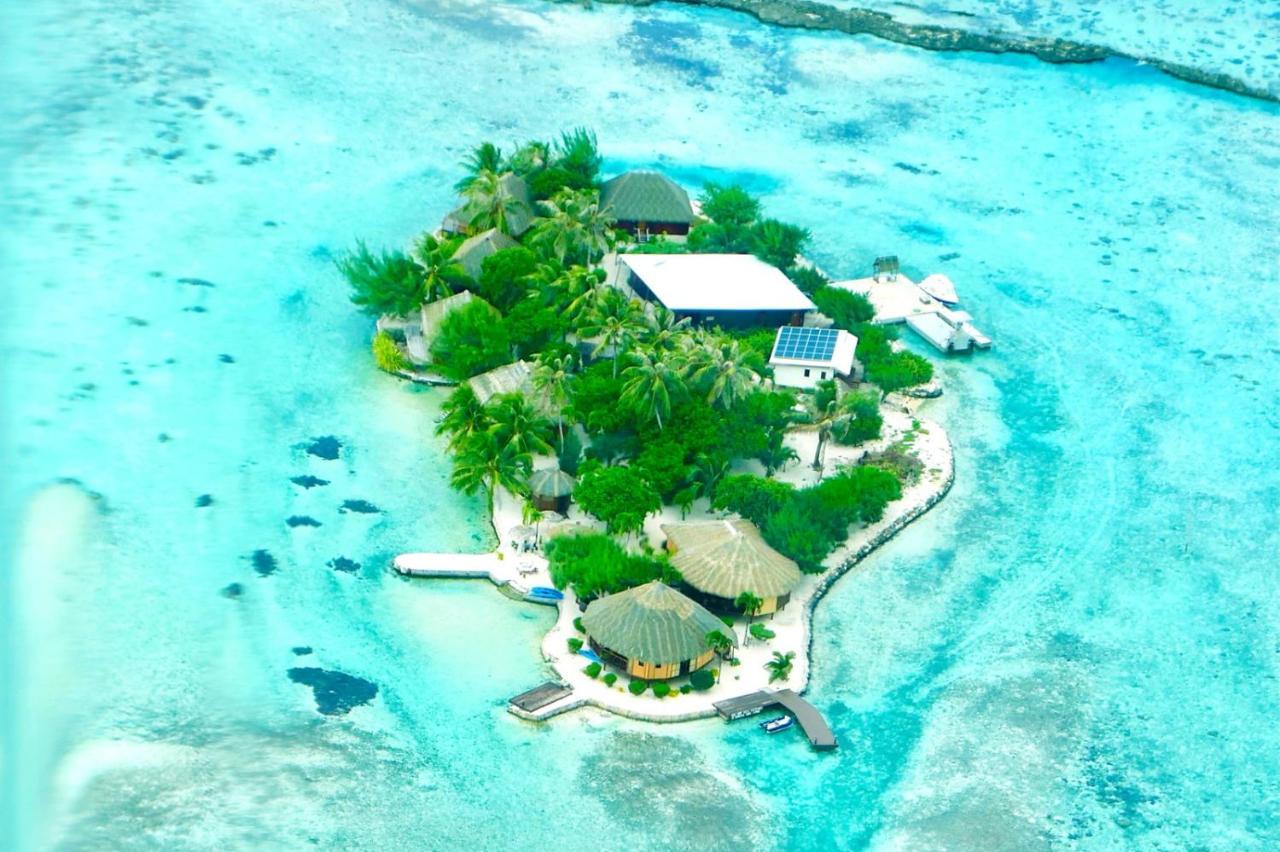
712;474;795;528
545;532;676;599
338;242;425;317
477;245;539;312
429;299;511;380
573;464;660;535
750;218;810;270
812;287;875;329
699;183;760;228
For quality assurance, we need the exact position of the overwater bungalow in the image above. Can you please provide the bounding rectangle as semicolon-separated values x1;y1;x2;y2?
661;519;802;616
617;253;815;329
529;466;575;514
582;581;732;680
599;170;695;241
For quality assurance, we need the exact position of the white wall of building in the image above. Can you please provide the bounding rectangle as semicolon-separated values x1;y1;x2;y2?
773;363;836;390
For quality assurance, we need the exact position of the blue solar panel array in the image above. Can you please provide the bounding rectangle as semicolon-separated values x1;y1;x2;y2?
773;326;838;362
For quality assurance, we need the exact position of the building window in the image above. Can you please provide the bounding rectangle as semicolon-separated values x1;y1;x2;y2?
803;368;810;377
820;371;827;379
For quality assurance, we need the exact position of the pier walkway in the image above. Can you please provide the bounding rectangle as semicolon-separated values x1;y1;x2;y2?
393;552;502;578
834;274;992;353
713;688;837;750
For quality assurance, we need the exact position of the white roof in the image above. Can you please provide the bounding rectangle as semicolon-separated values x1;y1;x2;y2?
769;326;858;374
620;254;816;313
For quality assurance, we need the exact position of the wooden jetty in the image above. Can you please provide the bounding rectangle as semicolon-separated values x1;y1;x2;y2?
713;689;837;751
393;552;500;578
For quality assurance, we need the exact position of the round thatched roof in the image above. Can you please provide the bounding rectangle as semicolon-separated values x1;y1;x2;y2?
530;467;575;499
583;581;731;665
661;519;801;599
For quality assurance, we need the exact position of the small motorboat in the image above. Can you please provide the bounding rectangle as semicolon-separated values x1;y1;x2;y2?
759;714;794;734
920;273;960;306
527;586;564;601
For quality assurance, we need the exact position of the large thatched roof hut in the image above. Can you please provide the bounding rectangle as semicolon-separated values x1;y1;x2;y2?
600;170;694;239
661;519;802;615
451;228;517;280
582;581;732;680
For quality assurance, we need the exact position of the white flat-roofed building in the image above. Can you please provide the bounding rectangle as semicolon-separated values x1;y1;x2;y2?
618;253;815;328
768;326;860;389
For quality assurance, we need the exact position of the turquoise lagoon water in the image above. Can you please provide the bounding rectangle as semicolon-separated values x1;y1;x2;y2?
2;0;1278;848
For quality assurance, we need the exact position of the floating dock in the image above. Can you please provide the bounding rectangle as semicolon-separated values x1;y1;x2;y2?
834;274;992;354
713;688;837;751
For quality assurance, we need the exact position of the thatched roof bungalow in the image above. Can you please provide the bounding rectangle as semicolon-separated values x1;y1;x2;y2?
530;466;575;513
441;172;536;238
661;519;802;615
600;171;694;239
451;228;517;281
583;581;732;680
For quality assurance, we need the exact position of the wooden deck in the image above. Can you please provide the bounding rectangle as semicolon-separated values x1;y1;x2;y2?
509;681;573;713
393;552;499;578
713;688;837;750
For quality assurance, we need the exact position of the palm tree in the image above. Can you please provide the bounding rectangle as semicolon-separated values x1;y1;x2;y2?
506;139;551;176
529;189;615;265
620;349;685;429
690;452;729;502
532;354;574;448
808;379;841;474
454;142;504;193
759;429;799;477
687;338;757;410
487;393;553;456
735;591;764;642
580;290;645;376
522;499;545;545
463;169;531;235
764;651;795;684
412;232;470;301
639;305;691;352
337;242;426;317
704;630;735;683
450;431;532;517
435;385;489;452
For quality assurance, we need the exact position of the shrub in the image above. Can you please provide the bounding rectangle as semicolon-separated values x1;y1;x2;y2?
546;532;672;599
689;669;715;691
832;390;883;446
429;299;511;379
573;616;585;633
628;679;648;696
584;662;601;679
567;637;583;654
750;218;809;270
786;264;829;296
372;331;409;373
763;499;837;573
867;350;934;392
603;672;618;687
812;286;874;328
862;443;924;485
477;246;539;312
749;623;776;641
558;427;583;476
699;183;760;228
719;614;734;628
713;474;795;528
652;682;671;698
680;684;692;694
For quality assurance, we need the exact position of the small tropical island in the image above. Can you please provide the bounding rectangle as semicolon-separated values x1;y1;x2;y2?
339;128;971;745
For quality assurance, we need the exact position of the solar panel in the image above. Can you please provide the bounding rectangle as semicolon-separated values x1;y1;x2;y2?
772;326;838;362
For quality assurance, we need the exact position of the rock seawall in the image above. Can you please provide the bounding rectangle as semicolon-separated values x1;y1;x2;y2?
574;0;1279;104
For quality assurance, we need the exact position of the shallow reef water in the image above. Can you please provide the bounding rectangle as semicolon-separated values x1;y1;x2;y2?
1;0;1278;849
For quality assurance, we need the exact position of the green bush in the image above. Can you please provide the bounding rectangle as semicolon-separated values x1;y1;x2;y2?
584;662;601;678
603;673;618;687
628;679;648;696
719;614;734;628
573;465;660;535
812;286;874;328
867;350;934;392
429;298;511;380
546;532;672;599
712;474;795;528
372;331;409;374
652;682;671;698
680;684;692;695
689;669;715;691
749;623;776;642
567;637;583;653
573;616;585;633
786;265;829;296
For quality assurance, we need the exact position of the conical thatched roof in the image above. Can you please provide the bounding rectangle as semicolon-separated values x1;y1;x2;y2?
530;466;575;499
583;581;731;665
662;519;801;599
466;359;533;406
600;171;694;224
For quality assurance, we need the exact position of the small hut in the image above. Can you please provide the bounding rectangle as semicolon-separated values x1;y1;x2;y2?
582;581;731;680
599;171;694;240
442;172;536;238
451;228;517;281
661;519;802;616
530;466;575;514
